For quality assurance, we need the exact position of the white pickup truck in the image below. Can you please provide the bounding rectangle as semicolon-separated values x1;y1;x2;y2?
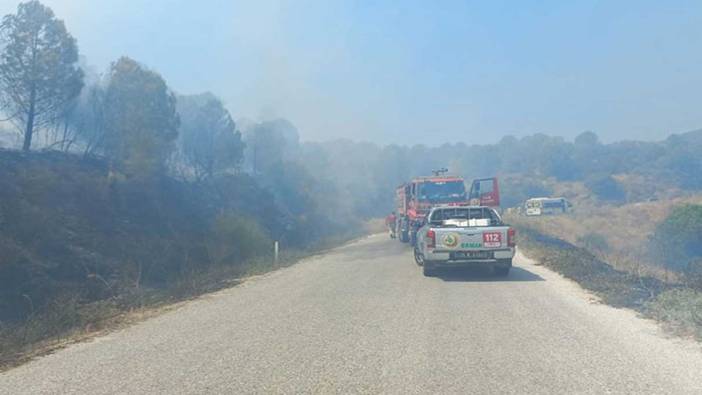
413;206;516;277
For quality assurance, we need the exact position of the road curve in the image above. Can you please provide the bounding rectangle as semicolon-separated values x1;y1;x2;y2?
1;234;701;394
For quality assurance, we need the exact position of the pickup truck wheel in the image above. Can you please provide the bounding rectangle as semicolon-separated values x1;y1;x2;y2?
413;248;424;266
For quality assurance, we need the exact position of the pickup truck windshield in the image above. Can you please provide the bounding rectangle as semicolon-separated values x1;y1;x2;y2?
418;181;466;203
429;207;501;227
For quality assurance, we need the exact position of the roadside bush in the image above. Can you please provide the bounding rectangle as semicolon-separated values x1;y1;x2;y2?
650;204;702;273
208;214;272;265
685;259;702;291
585;174;626;203
645;288;702;338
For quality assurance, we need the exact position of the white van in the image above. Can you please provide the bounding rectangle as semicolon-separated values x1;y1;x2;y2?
524;197;570;216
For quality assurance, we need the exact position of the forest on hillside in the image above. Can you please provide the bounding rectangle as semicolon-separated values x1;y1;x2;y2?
288;128;702;214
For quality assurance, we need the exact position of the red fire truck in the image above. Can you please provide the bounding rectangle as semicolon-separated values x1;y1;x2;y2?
395;170;499;244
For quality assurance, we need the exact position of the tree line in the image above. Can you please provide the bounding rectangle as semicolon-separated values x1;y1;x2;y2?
0;2;238;179
0;1;360;257
3;1;702;224
267;129;702;217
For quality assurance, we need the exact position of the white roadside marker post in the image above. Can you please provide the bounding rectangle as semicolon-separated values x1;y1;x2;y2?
274;241;279;265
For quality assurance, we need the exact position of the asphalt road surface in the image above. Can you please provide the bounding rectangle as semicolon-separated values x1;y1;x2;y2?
2;234;702;394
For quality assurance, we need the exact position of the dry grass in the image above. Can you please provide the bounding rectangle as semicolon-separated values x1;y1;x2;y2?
0;232;367;372
0;296;186;371
507;194;702;282
510;190;702;341
516;225;702;341
646;289;702;339
515;227;666;308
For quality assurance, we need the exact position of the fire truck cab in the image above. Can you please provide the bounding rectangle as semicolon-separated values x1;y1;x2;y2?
395;171;499;245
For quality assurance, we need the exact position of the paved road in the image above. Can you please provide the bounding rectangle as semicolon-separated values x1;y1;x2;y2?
2;234;702;394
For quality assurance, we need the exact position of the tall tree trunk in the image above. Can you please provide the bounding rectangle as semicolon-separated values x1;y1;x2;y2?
61;121;70;151
22;87;37;151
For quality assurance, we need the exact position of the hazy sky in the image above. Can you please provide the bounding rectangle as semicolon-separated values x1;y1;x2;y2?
2;0;701;144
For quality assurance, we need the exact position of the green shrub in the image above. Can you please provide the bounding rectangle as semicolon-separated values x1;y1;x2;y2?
650;204;702;272
685;259;702;291
646;288;702;337
584;174;626;203
209;213;272;265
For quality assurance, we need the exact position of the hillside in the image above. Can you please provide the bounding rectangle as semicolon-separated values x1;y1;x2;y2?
0;149;297;336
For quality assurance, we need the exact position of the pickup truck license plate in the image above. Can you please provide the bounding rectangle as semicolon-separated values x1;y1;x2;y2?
452;251;491;259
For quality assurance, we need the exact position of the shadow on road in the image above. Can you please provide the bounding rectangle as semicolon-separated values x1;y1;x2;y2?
434;266;544;282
